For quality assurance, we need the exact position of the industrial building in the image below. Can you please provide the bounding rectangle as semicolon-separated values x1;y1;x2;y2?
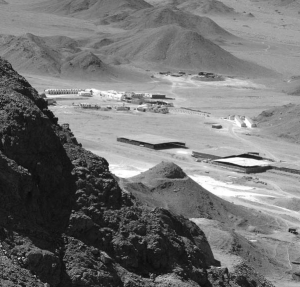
192;151;271;173
117;134;186;150
212;157;271;173
244;117;257;128
235;115;246;127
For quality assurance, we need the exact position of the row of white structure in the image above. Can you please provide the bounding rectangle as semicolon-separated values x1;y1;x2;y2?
45;89;85;95
234;115;257;128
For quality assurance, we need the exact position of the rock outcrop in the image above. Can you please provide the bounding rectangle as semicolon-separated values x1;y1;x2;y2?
0;57;275;286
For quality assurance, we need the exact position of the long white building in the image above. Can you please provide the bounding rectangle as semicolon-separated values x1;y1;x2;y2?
235;115;246;127
245;117;257;128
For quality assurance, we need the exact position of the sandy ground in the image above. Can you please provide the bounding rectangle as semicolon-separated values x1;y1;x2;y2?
2;0;300;285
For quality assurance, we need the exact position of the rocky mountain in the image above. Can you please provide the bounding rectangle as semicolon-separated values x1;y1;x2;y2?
145;0;236;16
97;24;275;76
32;0;152;19
0;56;276;286
0;4;277;78
116;6;237;42
121;162;289;279
0;33;118;80
176;0;236;15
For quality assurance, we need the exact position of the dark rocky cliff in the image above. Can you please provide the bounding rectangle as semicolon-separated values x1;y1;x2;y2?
0;57;274;287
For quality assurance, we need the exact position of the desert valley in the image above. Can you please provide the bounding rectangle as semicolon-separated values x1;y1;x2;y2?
1;0;300;286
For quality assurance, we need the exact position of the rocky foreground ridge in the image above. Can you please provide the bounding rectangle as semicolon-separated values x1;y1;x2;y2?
0;57;274;287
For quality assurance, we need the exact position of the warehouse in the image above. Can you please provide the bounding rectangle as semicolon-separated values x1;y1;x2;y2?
117;134;186;149
235;115;246;127
150;93;166;99
212;157;271;173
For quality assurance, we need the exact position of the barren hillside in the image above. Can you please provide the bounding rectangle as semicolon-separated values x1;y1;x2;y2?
0;33;120;80
255;103;300;144
121;162;279;232
114;6;237;43
98;24;275;76
32;0;152;19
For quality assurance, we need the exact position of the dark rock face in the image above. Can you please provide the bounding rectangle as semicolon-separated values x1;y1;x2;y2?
0;57;275;287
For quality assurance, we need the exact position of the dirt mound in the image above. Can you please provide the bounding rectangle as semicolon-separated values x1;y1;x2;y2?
33;0;152;19
122;162;278;232
134;161;187;180
118;6;237;42
255;103;300;144
99;25;275;77
176;0;236;15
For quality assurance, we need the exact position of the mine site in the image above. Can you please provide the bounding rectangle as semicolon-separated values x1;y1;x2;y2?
1;0;300;287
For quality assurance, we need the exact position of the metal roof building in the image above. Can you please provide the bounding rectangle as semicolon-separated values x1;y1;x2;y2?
212;157;271;173
117;134;186;150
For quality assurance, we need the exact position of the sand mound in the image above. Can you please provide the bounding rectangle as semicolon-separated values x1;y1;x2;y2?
121;162;278;232
33;0;152;19
0;0;8;4
99;25;275;77
255;103;300;143
119;6;236;42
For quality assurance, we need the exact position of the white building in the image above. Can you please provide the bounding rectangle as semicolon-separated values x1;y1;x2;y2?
235;115;246;127
78;91;92;97
100;91;125;101
245;117;257;128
